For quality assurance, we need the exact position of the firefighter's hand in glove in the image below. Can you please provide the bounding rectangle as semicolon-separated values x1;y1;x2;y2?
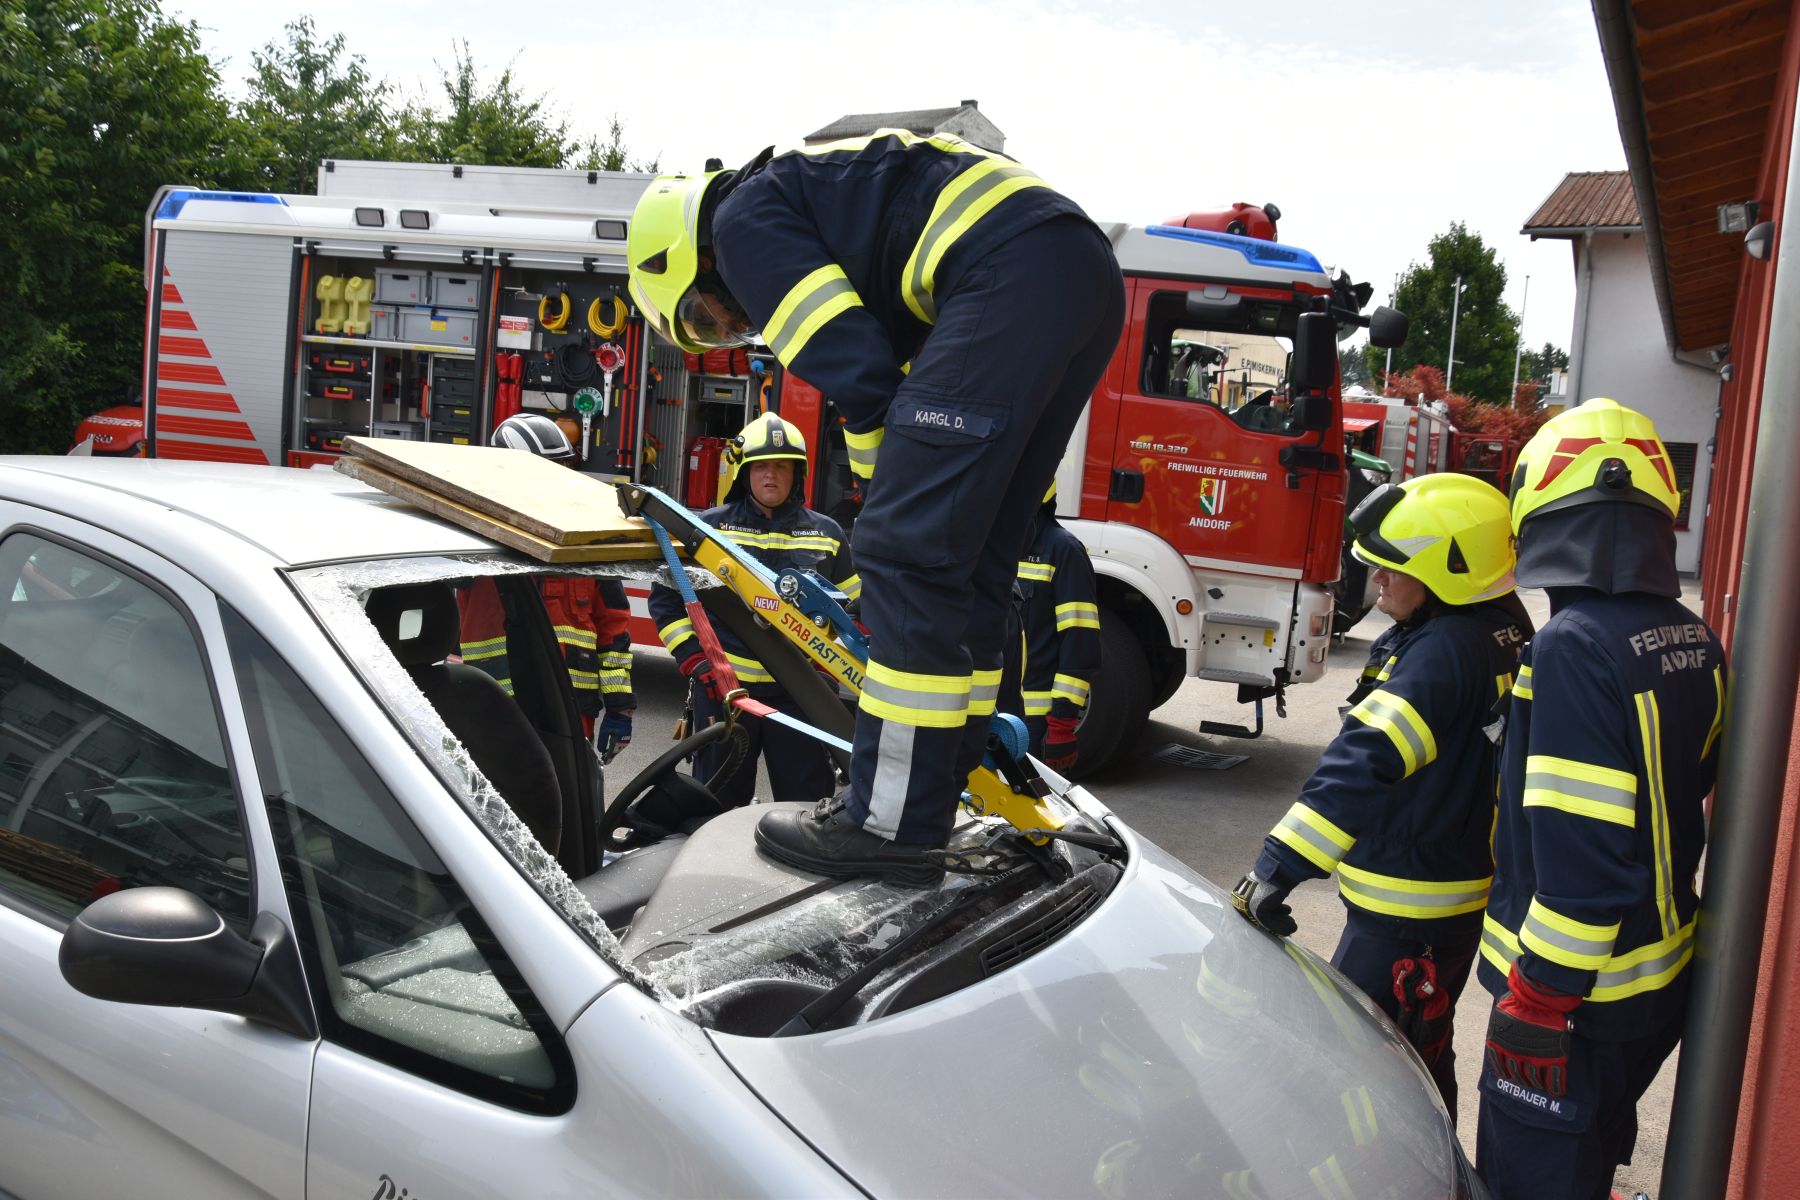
1042;715;1080;772
1485;965;1580;1095
1231;872;1297;937
679;653;724;703
596;710;633;764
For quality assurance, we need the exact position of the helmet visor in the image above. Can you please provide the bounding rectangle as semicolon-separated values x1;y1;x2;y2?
675;286;752;350
1348;482;1411;565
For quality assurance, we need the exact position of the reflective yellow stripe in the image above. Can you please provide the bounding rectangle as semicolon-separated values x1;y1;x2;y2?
724;651;776;685
1636;691;1680;939
1704;665;1724;759
1479;913;1522;976
1347;687;1437;777
1520;898;1620;970
658;618;696;651
721;529;841;554
839;574;862;602
1055;601;1100;631
1483;913;1693;1002
1522;754;1637;826
1336;861;1491;919
859;660;970;728
567;668;599;689
903;156;1052;324
1496;671;1515;700
1017;560;1055;583
1513;662;1534;701
967;667;1003;717
1023;689;1054;717
762;265;864;367
845;426;883;479
1051;673;1090;707
554;625;597;649
1376;655;1397;683
1271;802;1355;872
460;636;506;660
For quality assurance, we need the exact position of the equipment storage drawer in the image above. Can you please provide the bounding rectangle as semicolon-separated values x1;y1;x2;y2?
307;348;373;377
431;355;477;380
370;304;400;342
429;273;480;310
374;269;426;305
371;420;425;441
308;375;371;402
433;374;477;403
399;308;476;348
429;426;475;446
431;402;476;431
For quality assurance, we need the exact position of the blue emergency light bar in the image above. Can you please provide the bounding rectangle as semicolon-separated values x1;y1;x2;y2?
1144;224;1324;274
155;190;288;220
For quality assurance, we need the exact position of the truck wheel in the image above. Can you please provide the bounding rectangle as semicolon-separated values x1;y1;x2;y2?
1072;613;1152;778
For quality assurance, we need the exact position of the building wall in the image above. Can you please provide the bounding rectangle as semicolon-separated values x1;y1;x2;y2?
938;110;1004;153
1573;233;1720;573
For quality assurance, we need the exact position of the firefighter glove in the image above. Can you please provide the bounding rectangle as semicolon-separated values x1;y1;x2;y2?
1485;964;1581;1096
1392;956;1453;1066
1043;715;1080;772
679;653;724;703
597;709;634;764
1230;871;1297;937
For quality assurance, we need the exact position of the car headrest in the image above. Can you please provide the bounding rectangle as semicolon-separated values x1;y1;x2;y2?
365;583;461;667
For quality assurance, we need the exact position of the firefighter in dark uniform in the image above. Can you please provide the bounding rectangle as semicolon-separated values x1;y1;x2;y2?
627;131;1125;883
1233;473;1531;1113
1007;481;1100;773
647;412;857;807
1475;399;1723;1200
461;414;636;759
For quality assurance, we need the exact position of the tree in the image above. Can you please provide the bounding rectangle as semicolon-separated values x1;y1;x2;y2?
1524;341;1569;383
405;43;572;167
1338;338;1371;390
236;17;406;195
1364;223;1521;405
0;0;242;454
576;114;659;174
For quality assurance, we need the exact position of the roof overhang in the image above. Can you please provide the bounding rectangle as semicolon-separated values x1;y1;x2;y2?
1593;0;1791;352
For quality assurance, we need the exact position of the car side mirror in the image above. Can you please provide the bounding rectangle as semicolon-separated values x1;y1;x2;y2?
1367;305;1409;349
59;887;316;1039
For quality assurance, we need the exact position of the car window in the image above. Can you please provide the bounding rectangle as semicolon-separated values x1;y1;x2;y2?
0;531;251;931
223;605;572;1113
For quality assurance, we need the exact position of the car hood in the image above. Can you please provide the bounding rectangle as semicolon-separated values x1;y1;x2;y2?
710;835;1457;1199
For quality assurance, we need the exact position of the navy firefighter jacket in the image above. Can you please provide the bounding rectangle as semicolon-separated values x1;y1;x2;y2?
710;132;1094;445
647;491;855;698
1016;510;1101;720
1255;593;1533;936
1477;590;1724;1042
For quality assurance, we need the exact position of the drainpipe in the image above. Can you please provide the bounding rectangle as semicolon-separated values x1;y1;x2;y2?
1660;101;1800;1200
1566;232;1596;406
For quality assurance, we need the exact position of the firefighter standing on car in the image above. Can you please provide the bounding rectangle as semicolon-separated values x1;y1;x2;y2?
1232;473;1532;1112
460;414;636;759
648;412;856;807
1474;399;1722;1200
627;131;1124;883
1005;481;1100;773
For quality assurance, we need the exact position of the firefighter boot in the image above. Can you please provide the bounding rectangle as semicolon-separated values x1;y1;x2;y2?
755;795;945;887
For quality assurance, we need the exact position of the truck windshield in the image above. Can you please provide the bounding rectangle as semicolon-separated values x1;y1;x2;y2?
1141;291;1309;437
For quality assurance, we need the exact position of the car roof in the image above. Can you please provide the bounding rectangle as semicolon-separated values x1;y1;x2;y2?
0;457;501;567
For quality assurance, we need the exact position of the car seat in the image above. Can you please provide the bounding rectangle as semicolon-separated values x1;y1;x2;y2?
366;583;563;855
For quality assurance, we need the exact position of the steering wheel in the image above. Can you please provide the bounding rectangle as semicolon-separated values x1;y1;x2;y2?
594;719;737;849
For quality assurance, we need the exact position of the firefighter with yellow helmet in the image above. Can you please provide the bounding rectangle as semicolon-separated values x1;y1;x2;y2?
647;412;856;807
1474;399;1723;1199
629;134;1124;883
1233;472;1532;1112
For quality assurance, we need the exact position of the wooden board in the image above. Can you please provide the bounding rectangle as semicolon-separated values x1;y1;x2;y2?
337;457;666;564
339;436;657;547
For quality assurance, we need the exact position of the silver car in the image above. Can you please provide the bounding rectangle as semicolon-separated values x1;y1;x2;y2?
0;458;1482;1199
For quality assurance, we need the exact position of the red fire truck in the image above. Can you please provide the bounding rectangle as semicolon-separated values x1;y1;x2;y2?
128;163;1402;772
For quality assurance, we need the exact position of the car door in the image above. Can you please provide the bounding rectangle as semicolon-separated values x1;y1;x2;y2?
0;520;311;1200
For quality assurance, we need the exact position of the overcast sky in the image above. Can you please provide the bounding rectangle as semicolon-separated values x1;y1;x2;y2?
168;0;1625;356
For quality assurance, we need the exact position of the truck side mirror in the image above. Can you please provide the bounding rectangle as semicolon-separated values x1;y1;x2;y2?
1367;306;1409;349
1290;312;1336;394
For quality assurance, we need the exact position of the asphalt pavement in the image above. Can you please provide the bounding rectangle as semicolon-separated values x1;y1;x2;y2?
606;585;1680;1197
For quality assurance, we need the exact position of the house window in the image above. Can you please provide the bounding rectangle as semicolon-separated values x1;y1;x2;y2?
1667;441;1698;531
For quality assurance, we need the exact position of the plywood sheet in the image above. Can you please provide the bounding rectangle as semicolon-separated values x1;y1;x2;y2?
336;456;664;564
339;437;656;547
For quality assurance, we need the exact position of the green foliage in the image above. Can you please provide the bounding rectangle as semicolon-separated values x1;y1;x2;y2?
406;42;571;168
1364;222;1522;405
1524;341;1569;381
576;115;660;174
236;17;405;195
0;0;241;454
